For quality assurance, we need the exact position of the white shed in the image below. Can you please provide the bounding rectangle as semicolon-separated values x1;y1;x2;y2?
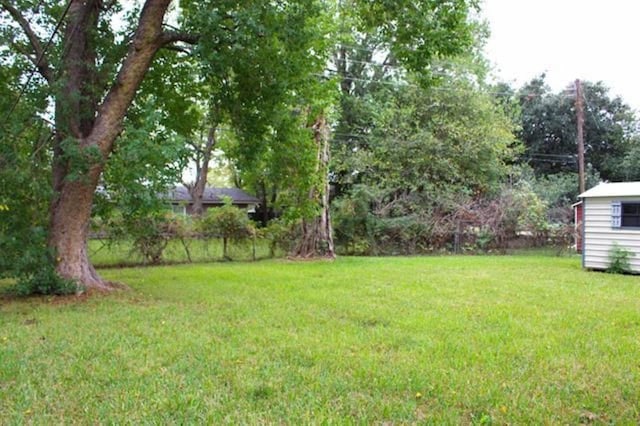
579;182;640;272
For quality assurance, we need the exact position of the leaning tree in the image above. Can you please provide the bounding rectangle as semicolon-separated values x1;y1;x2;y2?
0;0;329;290
1;0;200;289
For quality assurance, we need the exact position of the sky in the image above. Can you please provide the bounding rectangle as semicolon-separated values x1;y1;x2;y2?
482;0;640;111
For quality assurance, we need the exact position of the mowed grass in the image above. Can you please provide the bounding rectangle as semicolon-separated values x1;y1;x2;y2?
1;255;640;423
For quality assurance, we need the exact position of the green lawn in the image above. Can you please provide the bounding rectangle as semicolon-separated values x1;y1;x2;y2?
1;255;639;423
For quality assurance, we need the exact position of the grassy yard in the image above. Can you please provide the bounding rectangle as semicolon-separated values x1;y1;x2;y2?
1;255;639;423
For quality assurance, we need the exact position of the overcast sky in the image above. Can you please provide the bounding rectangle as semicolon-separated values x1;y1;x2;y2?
482;0;640;111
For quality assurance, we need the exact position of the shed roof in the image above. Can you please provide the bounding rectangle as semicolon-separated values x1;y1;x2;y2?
168;185;259;205
579;181;640;198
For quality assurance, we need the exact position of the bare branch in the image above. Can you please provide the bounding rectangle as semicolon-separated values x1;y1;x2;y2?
186;139;205;156
0;0;54;84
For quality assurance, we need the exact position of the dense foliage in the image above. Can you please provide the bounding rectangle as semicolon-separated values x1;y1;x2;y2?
0;58;76;294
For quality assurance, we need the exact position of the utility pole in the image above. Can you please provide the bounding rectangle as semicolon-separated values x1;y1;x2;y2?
575;79;586;193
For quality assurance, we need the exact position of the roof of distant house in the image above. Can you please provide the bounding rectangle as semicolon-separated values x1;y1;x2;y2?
579;181;640;198
168;185;260;205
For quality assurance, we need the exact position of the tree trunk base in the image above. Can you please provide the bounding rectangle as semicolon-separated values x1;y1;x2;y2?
289;216;336;259
54;241;126;293
78;280;129;295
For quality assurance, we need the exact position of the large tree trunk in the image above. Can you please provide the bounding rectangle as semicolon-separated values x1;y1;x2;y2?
50;176;109;290
48;0;182;290
291;114;335;259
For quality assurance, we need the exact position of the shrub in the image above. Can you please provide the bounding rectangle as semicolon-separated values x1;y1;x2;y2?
1;226;78;295
260;220;298;257
128;213;173;264
607;243;633;274
332;187;376;255
475;227;494;252
9;267;78;297
105;211;189;265
199;198;254;259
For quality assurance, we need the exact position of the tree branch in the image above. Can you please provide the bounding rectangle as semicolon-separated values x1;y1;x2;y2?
0;0;54;84
160;30;199;46
162;44;193;55
87;0;172;156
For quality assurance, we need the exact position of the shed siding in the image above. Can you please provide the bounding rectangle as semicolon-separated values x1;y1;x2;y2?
583;196;640;271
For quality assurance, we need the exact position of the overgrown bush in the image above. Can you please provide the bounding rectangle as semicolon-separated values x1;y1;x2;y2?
8;265;78;296
372;215;434;255
547;223;575;255
260;220;298;257
98;210;193;265
199;198;254;259
0;227;78;296
607;243;633;274
133;213;189;264
0;92;77;295
332;187;376;255
331;179;556;255
475;227;494;252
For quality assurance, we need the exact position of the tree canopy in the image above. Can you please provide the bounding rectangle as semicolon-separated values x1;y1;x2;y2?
517;75;639;181
0;0;483;292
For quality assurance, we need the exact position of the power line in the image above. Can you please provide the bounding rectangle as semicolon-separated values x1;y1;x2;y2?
526;152;576;158
316;70;530;98
1;0;72;129
583;93;603;133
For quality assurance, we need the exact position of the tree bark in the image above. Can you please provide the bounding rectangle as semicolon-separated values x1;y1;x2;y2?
49;174;109;290
291;114;335;259
48;0;178;290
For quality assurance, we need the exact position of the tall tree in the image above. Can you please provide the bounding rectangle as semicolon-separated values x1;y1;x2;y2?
331;0;482;197
518;75;639;181
186;126;216;215
1;0;198;289
0;0;329;290
229;0;483;256
291;114;336;258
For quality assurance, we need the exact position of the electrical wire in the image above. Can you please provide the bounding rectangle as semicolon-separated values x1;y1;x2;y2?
1;0;72;129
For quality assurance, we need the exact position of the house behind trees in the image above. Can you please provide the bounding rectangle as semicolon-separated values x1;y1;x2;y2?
167;186;259;215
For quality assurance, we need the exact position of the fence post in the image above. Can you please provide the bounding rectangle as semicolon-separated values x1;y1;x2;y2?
454;221;461;254
252;234;256;261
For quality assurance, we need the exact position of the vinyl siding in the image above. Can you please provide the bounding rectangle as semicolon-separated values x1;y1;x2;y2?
583;196;640;271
